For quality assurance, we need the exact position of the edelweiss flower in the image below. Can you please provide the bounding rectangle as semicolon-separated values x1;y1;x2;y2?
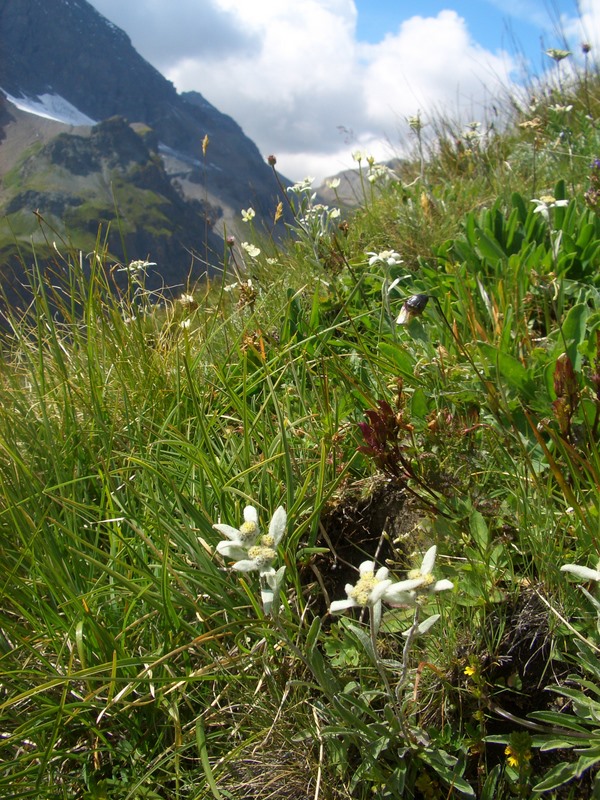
214;506;287;614
367;250;403;268
214;505;261;560
545;48;571;63
531;196;569;223
330;561;394;613
404;545;454;596
330;560;423;633
216;506;286;579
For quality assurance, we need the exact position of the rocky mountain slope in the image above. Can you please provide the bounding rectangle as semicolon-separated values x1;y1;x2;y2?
0;0;285;297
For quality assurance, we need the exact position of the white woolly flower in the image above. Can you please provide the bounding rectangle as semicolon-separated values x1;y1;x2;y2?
215;506;288;614
405;545;454;595
367;250;403;268
223;506;287;579
531;196;569;223
288;176;315;194
214;505;260;561
561;563;600;582
329;561;394;613
330;560;423;634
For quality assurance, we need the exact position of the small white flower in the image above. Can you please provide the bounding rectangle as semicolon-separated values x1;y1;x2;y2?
228;506;287;578
330;561;394;613
352;150;365;163
214;505;260;559
561;563;600;582
118;259;156;273
179;293;195;306
326;178;341;189
531;196;569;223
241;242;261;259
367;250;403;268
241;207;256;222
179;318;191;329
288;176;315;194
330;561;424;635
404;545;454;595
407;114;423;133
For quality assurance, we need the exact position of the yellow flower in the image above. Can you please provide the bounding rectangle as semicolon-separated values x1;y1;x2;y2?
505;746;518;767
464;665;476;677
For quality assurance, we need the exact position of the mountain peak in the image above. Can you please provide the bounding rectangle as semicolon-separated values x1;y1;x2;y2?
0;0;286;297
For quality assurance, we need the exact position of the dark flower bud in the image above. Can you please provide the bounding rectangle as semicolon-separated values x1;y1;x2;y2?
396;294;429;325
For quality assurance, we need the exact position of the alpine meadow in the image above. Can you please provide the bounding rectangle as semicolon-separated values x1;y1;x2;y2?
2;39;600;800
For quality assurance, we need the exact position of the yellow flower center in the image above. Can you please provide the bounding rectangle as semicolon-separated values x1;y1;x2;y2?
408;569;435;586
239;521;258;541
349;571;378;606
247;545;276;567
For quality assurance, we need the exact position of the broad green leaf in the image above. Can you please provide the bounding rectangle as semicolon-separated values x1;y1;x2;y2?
379;342;416;377
533;760;579;792
478;343;534;398
469;509;490;551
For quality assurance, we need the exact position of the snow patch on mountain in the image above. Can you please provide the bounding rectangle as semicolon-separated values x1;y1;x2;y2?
2;90;96;126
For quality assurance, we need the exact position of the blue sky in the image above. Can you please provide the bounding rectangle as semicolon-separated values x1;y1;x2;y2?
88;0;598;181
353;0;577;69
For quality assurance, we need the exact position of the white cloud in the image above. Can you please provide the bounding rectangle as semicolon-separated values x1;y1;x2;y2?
90;0;257;67
561;0;600;52
90;0;520;182
165;2;518;180
359;12;514;127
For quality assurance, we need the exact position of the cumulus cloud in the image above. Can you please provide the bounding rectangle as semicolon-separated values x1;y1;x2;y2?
165;2;519;179
90;0;257;67
561;0;600;52
89;0;523;180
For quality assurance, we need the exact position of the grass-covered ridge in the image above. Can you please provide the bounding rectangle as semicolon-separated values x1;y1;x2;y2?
1;64;600;799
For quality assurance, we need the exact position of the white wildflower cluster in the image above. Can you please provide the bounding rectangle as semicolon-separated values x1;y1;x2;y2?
463;121;482;145
241;241;261;259
407;114;424;134
367;163;396;185
214;505;287;613
548;104;573;114
288;176;317;201
287;176;341;239
300;203;341;238
351;151;397;185
330;546;453;633
117;259;156;275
